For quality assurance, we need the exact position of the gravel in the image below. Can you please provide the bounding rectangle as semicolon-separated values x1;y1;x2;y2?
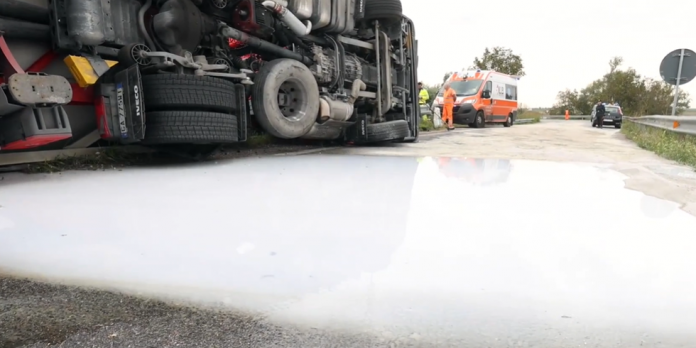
0;276;394;348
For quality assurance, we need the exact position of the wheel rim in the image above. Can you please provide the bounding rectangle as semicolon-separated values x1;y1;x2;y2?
211;0;227;8
130;44;152;66
507;116;512;125
277;79;307;122
209;58;231;72
478;114;483;124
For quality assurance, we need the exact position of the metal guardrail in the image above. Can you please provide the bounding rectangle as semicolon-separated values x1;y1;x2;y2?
515;118;535;125
543;115;591;120
625;116;696;135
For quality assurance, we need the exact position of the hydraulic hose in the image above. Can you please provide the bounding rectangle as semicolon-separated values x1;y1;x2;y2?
0;17;50;40
138;0;157;51
0;0;49;24
229;54;248;70
220;26;312;65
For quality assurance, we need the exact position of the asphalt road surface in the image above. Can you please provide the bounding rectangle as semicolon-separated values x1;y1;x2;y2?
1;120;695;348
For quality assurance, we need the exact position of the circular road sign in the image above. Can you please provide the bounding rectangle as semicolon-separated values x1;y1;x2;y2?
660;48;696;86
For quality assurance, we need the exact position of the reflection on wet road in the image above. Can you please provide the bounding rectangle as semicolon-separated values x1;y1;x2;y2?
1;154;696;347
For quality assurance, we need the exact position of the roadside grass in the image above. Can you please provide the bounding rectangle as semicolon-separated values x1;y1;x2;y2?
419;115;445;132
517;111;542;123
622;120;696;169
23;150;154;174
244;133;277;147
13;133;331;174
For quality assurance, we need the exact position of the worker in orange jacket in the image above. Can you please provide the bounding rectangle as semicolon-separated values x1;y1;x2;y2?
441;82;456;130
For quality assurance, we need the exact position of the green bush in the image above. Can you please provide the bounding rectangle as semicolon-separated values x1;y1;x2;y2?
622;120;696;169
518;111;543;119
419;117;435;131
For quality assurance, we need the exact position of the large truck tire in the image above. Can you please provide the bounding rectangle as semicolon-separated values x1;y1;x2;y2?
400;126;419;143
142;110;239;145
141;74;237;113
364;0;403;22
365;120;410;143
251;58;320;139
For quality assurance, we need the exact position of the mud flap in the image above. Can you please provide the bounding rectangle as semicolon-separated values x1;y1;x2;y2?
0;105;73;151
0;73;74;151
348;112;368;142
97;64;145;144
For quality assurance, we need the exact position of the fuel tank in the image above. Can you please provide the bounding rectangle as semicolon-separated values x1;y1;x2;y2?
311;0;355;34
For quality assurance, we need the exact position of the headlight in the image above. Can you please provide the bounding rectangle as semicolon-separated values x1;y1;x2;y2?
462;99;476;104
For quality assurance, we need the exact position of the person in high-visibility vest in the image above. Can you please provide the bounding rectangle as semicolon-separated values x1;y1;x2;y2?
418;82;429;105
442;82;456;130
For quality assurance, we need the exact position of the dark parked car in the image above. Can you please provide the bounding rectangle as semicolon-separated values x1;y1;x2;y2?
591;104;623;128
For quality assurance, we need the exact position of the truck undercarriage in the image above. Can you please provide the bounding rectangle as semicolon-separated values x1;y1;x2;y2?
0;0;420;163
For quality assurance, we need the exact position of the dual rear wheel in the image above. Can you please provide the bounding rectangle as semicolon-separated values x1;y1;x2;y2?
140;74;240;145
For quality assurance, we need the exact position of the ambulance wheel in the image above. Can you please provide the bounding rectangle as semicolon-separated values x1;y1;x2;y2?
504;113;513;127
364;0;403;22
251;58;319;139
473;111;485;128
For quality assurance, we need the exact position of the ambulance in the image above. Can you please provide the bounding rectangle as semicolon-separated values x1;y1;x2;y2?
434;70;519;128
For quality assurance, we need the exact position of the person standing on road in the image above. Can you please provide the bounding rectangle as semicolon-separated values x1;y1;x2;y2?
418;82;429;106
442;82;456;131
593;101;606;128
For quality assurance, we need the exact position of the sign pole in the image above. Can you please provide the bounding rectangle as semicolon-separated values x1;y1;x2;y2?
672;49;685;116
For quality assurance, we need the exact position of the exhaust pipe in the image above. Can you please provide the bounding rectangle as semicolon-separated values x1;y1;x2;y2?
261;1;311;37
220;25;313;65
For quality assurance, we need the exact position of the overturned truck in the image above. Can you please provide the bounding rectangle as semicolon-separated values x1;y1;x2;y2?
0;0;420;160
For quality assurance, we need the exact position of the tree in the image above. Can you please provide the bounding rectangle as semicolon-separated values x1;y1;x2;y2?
549;57;690;116
426;85;440;100
470;47;525;76
418;72;454;102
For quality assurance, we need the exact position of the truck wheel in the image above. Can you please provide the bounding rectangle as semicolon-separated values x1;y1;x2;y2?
142;74;237;113
365;120;410;143
400;126;419;143
142;110;239;145
251;58;319;139
364;0;403;22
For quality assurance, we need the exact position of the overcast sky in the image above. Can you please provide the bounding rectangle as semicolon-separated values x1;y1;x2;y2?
403;0;696;108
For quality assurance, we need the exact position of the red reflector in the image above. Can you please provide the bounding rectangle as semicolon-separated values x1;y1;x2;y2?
2;135;72;150
229;38;246;49
94;96;112;138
